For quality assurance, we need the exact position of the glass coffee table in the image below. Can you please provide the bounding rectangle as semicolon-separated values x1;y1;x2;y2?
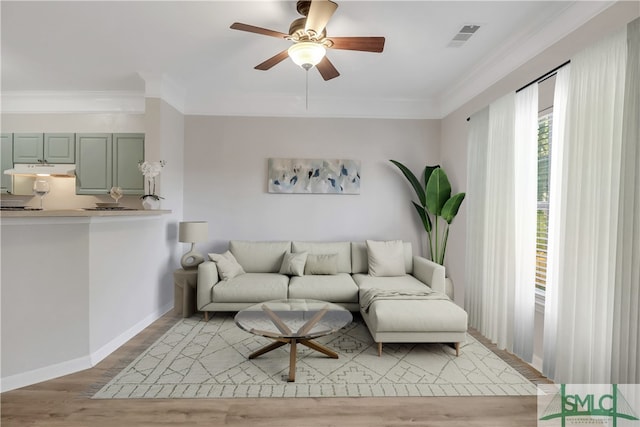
234;299;353;382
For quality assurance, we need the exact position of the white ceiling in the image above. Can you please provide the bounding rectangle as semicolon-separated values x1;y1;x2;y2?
0;1;613;118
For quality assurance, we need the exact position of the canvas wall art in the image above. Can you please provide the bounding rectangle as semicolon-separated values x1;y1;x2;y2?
268;158;361;194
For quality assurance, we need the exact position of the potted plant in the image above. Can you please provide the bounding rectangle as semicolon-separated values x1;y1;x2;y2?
138;160;166;209
390;160;465;266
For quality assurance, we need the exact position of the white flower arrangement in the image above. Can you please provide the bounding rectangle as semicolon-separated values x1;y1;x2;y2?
138;160;166;200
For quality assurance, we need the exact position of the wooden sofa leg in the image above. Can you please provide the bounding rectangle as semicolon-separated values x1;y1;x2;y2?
455;342;460;357
378;342;382;357
204;311;209;321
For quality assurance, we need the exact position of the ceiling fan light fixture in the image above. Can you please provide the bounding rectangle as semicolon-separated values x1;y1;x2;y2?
288;42;326;69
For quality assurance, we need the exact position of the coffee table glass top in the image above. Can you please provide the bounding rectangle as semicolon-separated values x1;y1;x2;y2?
235;299;353;341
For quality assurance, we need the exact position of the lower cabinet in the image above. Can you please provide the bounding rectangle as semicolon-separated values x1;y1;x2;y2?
75;133;144;195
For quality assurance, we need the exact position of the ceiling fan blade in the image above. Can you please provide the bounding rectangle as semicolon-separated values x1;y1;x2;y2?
230;22;289;39
316;56;340;81
254;49;290;71
328;36;385;53
305;0;338;37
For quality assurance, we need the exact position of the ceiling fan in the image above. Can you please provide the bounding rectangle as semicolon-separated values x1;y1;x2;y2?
230;0;385;81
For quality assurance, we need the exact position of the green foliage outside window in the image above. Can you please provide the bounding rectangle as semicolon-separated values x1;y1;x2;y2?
536;113;552;290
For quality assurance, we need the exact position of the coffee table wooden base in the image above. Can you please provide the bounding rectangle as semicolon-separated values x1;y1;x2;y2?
248;338;339;382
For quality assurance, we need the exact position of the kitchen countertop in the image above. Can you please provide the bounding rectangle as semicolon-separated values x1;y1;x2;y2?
0;209;171;218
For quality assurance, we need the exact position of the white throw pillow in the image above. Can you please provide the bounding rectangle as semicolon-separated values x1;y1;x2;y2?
304;253;339;275
208;251;245;280
279;252;308;276
366;240;406;277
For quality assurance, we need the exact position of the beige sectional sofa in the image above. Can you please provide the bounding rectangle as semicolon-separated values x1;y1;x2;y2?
197;240;468;355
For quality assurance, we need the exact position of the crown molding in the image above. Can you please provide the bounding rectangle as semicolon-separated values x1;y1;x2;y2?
0;73;187;115
184;94;441;119
137;72;186;114
0;91;145;114
0;89;438;119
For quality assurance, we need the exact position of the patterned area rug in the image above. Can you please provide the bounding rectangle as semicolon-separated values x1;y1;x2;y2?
93;313;537;399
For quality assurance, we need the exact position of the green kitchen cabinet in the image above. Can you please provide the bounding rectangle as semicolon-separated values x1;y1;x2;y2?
44;133;75;163
13;133;75;164
75;133;112;195
113;133;145;194
13;133;44;164
75;133;144;195
1;133;14;193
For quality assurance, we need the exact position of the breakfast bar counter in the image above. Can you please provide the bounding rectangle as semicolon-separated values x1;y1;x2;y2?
0;209;170;218
1;208;175;392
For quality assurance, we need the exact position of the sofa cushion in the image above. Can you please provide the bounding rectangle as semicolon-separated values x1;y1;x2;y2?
292;241;351;273
353;273;430;293
351;242;414;274
288;273;359;303
211;273;289;303
366;240;406;277
208;251;245;280
279;252;308;276
229;241;291;273
304;253;339;275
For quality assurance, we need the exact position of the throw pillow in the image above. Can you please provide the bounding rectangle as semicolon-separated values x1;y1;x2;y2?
304;253;339;275
279;252;308;276
208;251;245;280
366;240;406;277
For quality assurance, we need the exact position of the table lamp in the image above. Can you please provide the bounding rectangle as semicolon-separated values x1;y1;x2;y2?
178;221;208;269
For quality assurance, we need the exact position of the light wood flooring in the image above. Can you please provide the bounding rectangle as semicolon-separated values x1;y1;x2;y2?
1;311;550;427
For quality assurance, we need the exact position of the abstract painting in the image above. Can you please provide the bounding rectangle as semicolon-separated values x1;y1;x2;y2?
268;158;361;194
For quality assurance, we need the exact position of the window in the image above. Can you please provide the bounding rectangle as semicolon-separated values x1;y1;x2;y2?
536;112;552;290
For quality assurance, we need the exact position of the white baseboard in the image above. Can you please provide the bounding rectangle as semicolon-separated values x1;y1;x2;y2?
1;302;173;393
90;302;173;365
531;354;544;372
1;355;92;393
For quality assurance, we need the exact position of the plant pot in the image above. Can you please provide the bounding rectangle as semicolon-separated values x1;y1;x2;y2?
142;197;161;210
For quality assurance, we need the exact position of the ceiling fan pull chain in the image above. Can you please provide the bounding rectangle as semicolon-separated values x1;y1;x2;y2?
306;68;309;111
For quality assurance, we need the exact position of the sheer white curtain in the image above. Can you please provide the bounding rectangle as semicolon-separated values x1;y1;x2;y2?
465;107;489;330
482;92;516;349
543;64;571;381
465;90;537;361
513;85;538;362
543;28;627;384
612;17;639;384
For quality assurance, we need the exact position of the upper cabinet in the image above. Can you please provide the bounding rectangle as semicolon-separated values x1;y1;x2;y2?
1;133;14;194
44;133;75;163
75;133;112;195
75;133;144;195
113;134;145;193
13;133;43;163
13;133;75;164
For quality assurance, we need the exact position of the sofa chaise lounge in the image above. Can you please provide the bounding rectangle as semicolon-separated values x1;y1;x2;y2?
197;240;468;356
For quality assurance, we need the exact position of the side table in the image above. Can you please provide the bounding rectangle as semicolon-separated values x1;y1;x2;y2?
173;268;198;318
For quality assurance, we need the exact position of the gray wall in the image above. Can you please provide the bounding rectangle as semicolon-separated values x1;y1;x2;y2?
184;116;441;261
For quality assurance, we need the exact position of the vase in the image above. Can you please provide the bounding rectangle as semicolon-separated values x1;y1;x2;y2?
142;197;161;210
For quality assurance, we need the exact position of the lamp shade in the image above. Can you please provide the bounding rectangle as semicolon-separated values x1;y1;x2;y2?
288;42;326;69
178;221;208;243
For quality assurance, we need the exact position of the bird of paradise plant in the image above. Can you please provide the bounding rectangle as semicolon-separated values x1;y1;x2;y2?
390;160;465;265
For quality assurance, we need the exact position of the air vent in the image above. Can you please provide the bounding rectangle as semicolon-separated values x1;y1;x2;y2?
447;24;481;47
